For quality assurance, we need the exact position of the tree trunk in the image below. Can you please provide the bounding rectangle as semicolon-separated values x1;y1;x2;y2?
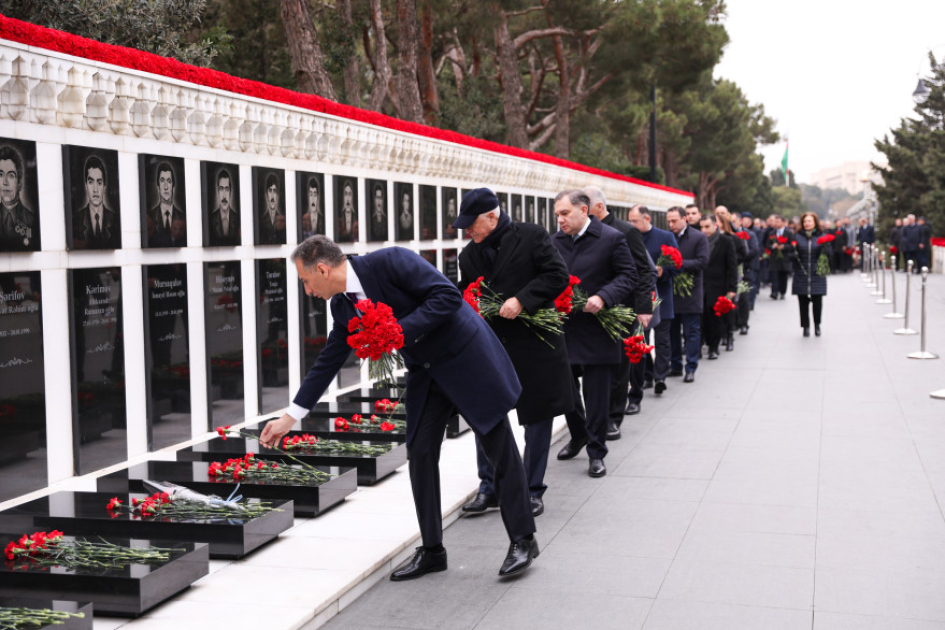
396;0;424;123
416;2;440;124
367;0;391;112
550;31;570;159
494;8;527;148
278;0;337;99
339;0;361;107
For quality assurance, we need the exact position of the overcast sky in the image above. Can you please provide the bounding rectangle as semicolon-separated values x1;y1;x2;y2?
714;0;945;184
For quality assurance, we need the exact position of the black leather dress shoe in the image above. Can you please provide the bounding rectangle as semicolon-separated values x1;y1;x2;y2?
462;492;499;513
642;380;653;390
625;402;641;415
779;294;785;300
803;327;810;337
668;369;683;377
588;458;607;477
740;325;749;335
556;438;588;460
683;372;695;383
499;537;539;577
606;422;621;441
815;325;821;337
708;350;719;360
390;547;447;581
530;496;544;517
725;337;734;352
654;381;666;395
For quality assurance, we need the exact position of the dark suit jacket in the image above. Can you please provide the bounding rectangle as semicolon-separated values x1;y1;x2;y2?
641;226;678;321
673;225;709;314
764;227;795;272
703;232;738;307
210;207;240;246
0;200;38;251
148;204;185;247
552;216;638;365
600;214;656;316
258;209;285;244
459;221;574;425
73;205;121;249
857;224;876;246
293;247;522;447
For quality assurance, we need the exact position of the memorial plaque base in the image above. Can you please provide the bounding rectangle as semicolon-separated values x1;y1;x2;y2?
0;534;208;617
96;461;357;518
338;389;470;439
0;492;293;560
178;438;407;486
0;598;93;629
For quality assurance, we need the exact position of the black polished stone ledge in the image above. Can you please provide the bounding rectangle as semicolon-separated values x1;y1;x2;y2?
96;461;356;518
0;492;293;560
178;437;407;486
0;533;208;617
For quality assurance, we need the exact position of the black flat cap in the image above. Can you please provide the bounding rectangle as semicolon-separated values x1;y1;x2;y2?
740;211;753;219
452;188;499;230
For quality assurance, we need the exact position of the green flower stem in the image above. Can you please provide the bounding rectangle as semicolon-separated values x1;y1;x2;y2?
284;440;390;456
0;607;85;629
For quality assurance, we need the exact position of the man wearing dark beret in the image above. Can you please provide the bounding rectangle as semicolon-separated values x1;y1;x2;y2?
456;188;574;518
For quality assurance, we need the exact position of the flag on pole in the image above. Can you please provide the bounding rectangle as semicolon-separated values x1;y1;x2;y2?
781;140;789;185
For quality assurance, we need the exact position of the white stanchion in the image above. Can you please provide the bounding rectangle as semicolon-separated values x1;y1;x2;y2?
894;260;918;335
885;254;904;318
907;267;938;360
876;252;891;304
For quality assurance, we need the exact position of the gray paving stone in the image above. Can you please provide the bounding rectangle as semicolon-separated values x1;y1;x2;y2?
644;600;812;630
475;585;653;630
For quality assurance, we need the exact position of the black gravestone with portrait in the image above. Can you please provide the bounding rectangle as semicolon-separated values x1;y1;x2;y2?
139;155;186;248
511;194;523;222
441;188;458;240
253;167;286;245
63;146;121;251
256;259;288;414
0;271;46;501
548;197;557;232
537;198;547;232
299;282;327;377
297;171;325;241
418;185;436;241
143;264;190;451
443;248;458;285
334;176;358;243
204;262;244;429
201;161;241;247
394;182;414;242
418;249;437;269
366;179;388;242
496;192;509;217
525;196;535;223
69;267;127;475
0;138;40;252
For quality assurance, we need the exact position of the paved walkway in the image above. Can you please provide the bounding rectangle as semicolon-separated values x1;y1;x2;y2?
315;270;945;630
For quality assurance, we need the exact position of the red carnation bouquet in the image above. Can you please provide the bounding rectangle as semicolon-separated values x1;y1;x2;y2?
777;236;789;244
770;235;788;258
555;275;581;314
815;233;835;276
713;295;736;317
347;299;404;385
623;334;654;364
656;245;683;269
565;277;638;342
736;231;751;241
464;276;564;346
816;234;836;246
889;245;899;255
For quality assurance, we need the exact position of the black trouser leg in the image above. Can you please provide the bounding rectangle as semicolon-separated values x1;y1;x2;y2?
617;351;638;419
580;364;612;460
522;419;553;498
476;414;536;543
408;382;451;547
778;271;789;296
811;295;822;326
565;366;589;444
652;319;672;381
797;295;811;329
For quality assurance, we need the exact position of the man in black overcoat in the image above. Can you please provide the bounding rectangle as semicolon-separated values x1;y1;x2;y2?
699;214;738;359
585;187;655;437
552;189;637;478
456;188;574;518
764;215;793;298
260;236;539;580
667;206;709;383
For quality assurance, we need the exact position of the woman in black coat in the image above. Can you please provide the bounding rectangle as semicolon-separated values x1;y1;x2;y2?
790;212;832;337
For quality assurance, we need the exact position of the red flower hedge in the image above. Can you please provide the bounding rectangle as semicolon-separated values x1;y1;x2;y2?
0;15;692;198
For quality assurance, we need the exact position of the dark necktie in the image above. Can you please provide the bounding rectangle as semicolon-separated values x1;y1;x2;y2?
95;214;101;237
165;211;170;230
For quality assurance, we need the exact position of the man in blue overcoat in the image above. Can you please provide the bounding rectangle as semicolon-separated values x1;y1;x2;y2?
260;236;538;580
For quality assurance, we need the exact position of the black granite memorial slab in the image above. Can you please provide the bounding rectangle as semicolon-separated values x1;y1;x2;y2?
365;179;388;242
418;185;436;241
139;155;186;249
0;137;41;252
393;182;414;242
96;461;356;518
253;167;287;245
0;532;208;617
63;146;121;251
337;388;470;437
144;264;191;451
178;438;406;486
204;262;244;429
0;271;47;501
69;268;127;475
0;492;292;560
511;194;523;222
525;196;535;224
537;198;547;232
0;598;92;629
441;187;458;239
442;248;458;285
299;282;327;376
298;171;326;240
257;259;289;413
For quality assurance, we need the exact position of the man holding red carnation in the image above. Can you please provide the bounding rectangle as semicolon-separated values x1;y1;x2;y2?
260;235;539;580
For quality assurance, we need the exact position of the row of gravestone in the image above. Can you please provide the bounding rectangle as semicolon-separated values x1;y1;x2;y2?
0;386;468;620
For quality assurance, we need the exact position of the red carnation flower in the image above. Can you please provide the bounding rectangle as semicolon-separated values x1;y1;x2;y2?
713;296;736;317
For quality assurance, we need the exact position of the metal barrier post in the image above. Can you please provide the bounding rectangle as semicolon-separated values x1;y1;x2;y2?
885;255;904;318
862;244;871;280
894;260;918;335
870;246;883;295
907;267;938;360
876;252;891;304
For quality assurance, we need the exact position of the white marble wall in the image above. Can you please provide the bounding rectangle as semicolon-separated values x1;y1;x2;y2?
0;37;693;498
